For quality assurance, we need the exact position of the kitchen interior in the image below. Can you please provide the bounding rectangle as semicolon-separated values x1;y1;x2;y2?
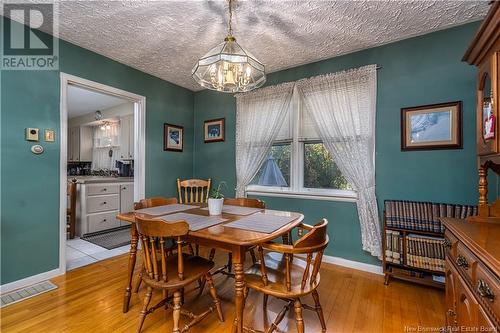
66;84;135;270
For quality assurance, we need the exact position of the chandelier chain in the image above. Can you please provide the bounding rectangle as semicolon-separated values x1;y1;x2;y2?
228;0;233;36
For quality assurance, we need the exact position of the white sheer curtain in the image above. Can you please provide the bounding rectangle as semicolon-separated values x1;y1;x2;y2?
235;82;295;197
297;64;381;257
92;122;120;170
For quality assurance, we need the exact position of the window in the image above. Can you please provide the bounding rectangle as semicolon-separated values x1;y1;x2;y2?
251;143;291;187
303;142;351;190
247;91;356;201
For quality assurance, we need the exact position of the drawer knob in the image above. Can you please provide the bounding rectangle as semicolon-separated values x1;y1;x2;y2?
102;188;107;191
446;309;457;325
102;201;107;205
477;279;495;302
103;219;107;222
456;255;469;269
443;238;452;249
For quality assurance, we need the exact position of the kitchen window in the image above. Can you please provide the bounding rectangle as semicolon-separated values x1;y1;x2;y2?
246;89;357;201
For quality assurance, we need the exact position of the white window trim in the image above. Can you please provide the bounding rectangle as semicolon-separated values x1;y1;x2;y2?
246;87;357;202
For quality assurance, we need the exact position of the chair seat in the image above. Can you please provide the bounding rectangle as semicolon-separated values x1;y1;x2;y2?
245;252;320;298
142;253;214;289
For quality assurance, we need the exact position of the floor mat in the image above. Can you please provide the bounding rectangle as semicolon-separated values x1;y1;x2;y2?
81;226;131;250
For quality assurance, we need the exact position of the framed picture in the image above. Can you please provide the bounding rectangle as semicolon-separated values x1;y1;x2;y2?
401;101;462;151
164;123;183;152
204;118;225;143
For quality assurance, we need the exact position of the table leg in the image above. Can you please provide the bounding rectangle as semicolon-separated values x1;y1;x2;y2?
232;248;246;333
123;223;138;313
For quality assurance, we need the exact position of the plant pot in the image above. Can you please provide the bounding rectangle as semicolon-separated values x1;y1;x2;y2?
208;198;224;216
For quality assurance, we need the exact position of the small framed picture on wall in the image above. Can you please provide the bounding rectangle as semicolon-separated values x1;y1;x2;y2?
204;118;225;143
164;123;183;152
401;101;462;151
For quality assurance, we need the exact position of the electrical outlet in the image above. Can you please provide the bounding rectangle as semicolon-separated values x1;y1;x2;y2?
25;128;39;141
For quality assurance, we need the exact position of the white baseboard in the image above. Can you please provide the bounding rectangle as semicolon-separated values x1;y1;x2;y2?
321;254;383;275
0;268;63;294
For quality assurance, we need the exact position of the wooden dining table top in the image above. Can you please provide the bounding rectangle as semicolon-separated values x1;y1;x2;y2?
117;205;304;246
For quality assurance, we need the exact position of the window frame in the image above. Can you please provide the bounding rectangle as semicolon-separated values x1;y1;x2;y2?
246;88;358;202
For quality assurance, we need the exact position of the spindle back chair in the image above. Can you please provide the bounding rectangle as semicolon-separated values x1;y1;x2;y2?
135;216;224;333
176;178;211;204
244;219;329;333
133;197;196;293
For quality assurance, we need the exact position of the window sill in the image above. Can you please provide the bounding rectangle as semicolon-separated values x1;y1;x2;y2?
246;187;358;203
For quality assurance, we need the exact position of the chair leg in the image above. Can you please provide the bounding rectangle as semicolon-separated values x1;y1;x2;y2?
137;286;153;333
172;290;182;333
208;248;216;261
206;273;224;322
195;244;200;256
188;244;194;255
227;253;232;273
249;248;257;264
197;276;206;297
263;294;269;310
133;271;143;293
312;290;326;331
294;299;304;333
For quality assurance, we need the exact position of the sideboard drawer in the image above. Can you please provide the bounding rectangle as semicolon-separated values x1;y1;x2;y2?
475;264;500;325
87;184;119;196
88;210;121;233
456;242;478;283
87;195;119;213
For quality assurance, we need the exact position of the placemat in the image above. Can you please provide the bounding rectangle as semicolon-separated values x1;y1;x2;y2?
154;213;228;231
200;205;263;216
134;204;196;216
224;212;296;233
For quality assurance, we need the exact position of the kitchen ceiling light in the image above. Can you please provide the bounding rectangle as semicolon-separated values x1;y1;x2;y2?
192;0;266;93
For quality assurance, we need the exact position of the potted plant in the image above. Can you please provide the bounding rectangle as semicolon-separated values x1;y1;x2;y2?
208;181;226;216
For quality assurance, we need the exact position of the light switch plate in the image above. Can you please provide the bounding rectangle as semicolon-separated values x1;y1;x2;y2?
44;129;55;142
26;128;39;141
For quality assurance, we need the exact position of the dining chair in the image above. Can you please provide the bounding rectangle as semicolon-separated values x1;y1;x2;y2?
67;179;77;239
243;219;329;333
133;197;198;294
176;178;211;257
176;178;211;205
135;216;224;333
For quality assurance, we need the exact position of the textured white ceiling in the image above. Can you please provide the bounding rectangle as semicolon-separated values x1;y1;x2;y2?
11;1;490;91
67;85;128;118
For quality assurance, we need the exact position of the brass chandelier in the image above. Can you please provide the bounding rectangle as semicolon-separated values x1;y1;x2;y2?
192;0;266;93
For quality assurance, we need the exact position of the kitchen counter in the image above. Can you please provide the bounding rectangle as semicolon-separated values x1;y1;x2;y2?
69;176;134;184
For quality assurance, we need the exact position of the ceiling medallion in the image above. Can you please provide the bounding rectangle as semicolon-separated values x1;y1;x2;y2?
192;0;266;93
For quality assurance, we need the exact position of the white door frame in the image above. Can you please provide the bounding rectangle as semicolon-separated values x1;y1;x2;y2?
59;73;146;274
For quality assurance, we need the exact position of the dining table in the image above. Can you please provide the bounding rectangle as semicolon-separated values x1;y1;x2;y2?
117;204;304;333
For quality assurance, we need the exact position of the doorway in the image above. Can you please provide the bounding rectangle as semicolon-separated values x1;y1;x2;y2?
59;73;146;273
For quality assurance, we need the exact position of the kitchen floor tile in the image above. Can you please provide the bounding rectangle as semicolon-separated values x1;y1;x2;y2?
66;246;87;260
67;239;106;255
67;255;97;271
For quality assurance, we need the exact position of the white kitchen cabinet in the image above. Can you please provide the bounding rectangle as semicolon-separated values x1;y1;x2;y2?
119;115;134;160
76;180;134;235
68;126;92;162
120;183;134;214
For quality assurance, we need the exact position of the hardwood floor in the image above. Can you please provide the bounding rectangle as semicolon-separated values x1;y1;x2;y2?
1;251;445;333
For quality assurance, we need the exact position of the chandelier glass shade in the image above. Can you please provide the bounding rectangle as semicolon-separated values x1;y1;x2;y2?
192;0;266;93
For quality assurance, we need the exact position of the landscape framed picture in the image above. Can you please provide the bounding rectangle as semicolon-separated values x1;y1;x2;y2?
204;118;225;143
401;101;462;151
164;123;183;152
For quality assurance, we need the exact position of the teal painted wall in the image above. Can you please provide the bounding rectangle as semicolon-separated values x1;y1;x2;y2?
1;18;194;284
193;23;481;265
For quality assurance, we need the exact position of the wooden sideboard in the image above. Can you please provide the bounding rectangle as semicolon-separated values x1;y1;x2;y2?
463;1;500;223
443;218;500;330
